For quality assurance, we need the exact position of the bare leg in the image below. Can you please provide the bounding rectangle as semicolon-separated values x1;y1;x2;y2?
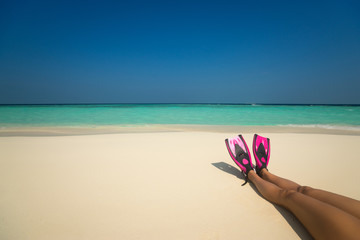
260;169;360;219
248;170;360;240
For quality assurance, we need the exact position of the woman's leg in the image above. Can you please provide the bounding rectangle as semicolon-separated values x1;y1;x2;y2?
260;169;360;219
247;170;360;240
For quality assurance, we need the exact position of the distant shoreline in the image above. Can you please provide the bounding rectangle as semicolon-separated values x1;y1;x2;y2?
1;124;360;137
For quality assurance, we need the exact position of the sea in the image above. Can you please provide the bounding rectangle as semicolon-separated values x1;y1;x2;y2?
0;104;359;131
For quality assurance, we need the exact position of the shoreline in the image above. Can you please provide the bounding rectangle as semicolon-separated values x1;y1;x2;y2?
1;124;360;136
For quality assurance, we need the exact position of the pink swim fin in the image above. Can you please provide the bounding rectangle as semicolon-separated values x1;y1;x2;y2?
252;134;270;174
225;135;254;179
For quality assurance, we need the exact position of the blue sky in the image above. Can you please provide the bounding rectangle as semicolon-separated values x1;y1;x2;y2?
0;0;359;104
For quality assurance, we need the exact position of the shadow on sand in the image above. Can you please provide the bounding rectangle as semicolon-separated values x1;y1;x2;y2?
212;161;313;240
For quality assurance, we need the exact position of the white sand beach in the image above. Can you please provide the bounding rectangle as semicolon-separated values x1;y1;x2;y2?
0;129;359;239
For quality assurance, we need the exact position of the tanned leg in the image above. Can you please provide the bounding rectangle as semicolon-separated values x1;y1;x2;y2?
248;170;360;240
260;169;360;219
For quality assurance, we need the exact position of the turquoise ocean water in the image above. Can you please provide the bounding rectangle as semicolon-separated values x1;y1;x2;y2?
0;104;359;130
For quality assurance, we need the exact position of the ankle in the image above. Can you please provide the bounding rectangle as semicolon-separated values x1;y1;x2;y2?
247;169;256;181
258;168;267;178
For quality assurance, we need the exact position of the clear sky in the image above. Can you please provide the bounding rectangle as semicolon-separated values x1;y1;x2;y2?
1;0;359;104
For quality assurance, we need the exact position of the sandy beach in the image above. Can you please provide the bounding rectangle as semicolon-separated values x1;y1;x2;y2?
1;128;359;239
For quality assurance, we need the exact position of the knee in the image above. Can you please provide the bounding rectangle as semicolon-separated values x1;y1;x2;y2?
296;185;313;194
279;188;297;201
